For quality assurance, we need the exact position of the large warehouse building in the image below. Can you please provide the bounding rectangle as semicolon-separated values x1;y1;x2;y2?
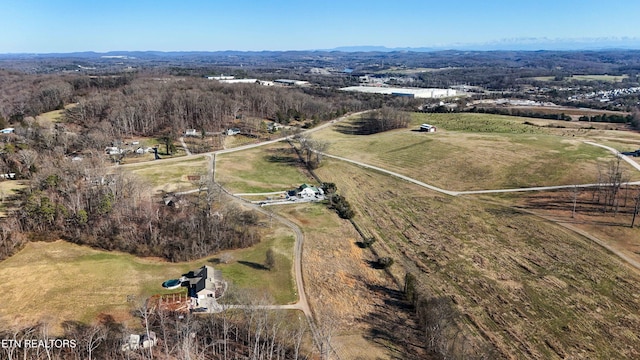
340;86;457;98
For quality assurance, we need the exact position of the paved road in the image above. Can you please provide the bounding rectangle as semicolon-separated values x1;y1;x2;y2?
456;181;640;195
584;141;640;172
216;185;312;318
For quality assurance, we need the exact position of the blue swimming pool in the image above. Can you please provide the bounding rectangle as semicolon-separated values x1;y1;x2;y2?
162;279;182;289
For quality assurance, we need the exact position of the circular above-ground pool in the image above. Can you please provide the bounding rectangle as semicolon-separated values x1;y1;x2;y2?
162;279;182;290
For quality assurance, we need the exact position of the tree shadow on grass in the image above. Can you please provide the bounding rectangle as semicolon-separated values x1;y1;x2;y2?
264;147;304;167
357;281;431;359
238;260;268;271
365;259;386;270
334;120;379;135
265;155;300;165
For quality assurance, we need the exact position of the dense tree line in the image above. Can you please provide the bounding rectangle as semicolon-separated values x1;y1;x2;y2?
0;71;377;154
403;273;499;359
347;107;410;135
578;113;634;123
0;70;75;123
0;305;310;360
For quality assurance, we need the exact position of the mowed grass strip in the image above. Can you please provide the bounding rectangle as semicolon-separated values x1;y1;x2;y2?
126;156;208;192
315;159;640;358
216;142;317;193
313;112;636;191
0;228;296;332
0;180;27;217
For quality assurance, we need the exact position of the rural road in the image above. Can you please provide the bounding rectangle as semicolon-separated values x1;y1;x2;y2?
320;152;459;196
118;110;370;169
319;152;640;196
201;149;313;319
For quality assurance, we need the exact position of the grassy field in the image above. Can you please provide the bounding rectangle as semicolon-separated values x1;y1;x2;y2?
313;112;636;191
125;156;208;193
0;225;296;334
315;159;640;359
223;134;262;149
216;141;318;193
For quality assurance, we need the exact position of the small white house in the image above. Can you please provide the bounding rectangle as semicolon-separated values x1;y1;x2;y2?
296;184;324;198
267;122;282;132
105;146;122;155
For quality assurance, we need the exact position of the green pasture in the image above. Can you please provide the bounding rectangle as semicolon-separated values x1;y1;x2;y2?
216;142;317;193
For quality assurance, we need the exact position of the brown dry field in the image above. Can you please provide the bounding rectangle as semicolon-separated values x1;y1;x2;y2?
276;203;429;359
493;189;640;267
315;159;640;359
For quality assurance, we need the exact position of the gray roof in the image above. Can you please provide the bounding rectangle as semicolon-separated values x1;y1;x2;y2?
184;265;222;295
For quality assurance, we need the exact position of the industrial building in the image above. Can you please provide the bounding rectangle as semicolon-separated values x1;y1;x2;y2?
340;86;457;98
274;79;310;86
218;78;258;84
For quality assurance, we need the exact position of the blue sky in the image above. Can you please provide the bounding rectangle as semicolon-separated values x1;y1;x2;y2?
2;0;640;53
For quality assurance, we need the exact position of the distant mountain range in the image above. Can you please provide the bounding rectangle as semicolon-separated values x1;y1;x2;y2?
2;37;640;57
330;37;640;52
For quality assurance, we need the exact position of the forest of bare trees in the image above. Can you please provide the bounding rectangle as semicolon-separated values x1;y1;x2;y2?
6;158;261;262
344;107;410;135
0;70;382;262
0;304;310;360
